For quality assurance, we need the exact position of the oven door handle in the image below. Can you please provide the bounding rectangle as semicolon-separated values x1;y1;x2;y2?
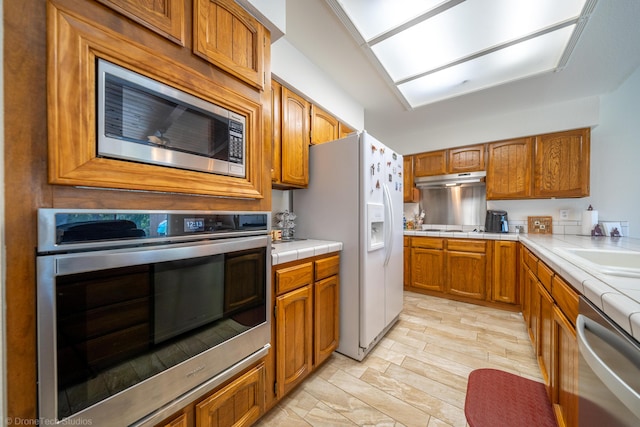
577;314;640;420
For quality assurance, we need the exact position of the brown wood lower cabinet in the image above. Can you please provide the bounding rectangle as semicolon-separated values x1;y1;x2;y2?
276;284;313;397
406;237;518;309
446;239;487;300
155;363;265;427
403;236;411;288
410;237;445;292
520;246;579;427
267;253;341;410
195;363;265;427
159;413;189;427
492;240;519;304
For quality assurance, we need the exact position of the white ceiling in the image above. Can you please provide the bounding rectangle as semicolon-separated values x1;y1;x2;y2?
283;0;640;147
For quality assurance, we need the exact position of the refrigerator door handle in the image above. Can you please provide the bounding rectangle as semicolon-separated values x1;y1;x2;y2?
382;184;393;266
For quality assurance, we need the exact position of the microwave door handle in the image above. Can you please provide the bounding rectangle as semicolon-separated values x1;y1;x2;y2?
577;314;640;420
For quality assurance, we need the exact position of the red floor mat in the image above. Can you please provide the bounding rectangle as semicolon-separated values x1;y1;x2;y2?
464;368;557;427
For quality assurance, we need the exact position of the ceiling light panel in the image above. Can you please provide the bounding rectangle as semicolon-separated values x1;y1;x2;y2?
371;0;587;82
329;0;594;109
398;25;576;107
337;0;444;40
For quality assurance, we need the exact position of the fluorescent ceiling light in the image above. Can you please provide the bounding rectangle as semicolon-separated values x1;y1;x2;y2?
326;0;597;109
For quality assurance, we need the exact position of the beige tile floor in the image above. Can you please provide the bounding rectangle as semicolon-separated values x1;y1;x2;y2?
256;291;543;427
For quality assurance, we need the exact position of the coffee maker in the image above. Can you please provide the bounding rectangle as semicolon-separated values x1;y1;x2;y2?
485;210;509;233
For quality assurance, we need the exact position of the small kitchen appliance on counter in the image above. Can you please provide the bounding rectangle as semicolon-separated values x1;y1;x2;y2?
485;210;509;233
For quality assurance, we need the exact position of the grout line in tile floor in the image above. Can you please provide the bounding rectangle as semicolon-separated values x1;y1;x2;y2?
255;291;542;427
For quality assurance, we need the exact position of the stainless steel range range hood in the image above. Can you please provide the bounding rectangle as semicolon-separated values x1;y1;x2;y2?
415;171;486;188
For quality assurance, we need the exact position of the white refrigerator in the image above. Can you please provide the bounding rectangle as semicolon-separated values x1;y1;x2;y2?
293;131;404;361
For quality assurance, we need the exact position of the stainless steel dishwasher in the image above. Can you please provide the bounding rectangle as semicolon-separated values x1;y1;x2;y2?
577;297;640;426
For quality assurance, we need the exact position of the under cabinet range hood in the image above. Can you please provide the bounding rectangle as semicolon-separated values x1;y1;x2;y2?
415;171;486;188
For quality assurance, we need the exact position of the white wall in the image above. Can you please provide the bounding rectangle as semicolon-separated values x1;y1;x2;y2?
589;66;640;237
486;68;640;238
397;96;600;154
271;38;365;131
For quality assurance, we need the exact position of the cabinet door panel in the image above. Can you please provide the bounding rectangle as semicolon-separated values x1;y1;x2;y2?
492;241;518;304
534;129;590;198
448;145;485;173
487;138;532;199
196;363;265;427
314;275;339;367
158;412;188;427
280;88;310;187
403;238;411;288
311;105;339;145
553;306;579;427
338;122;354;139
271;80;282;182
414;151;447;176
446;251;486;300
276;285;313;397
411;247;444;291
528;269;540;344
403;156;419;203
97;0;186;45
537;282;553;394
193;0;265;90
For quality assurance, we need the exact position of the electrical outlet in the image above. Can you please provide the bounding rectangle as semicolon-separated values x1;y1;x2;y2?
560;209;569;220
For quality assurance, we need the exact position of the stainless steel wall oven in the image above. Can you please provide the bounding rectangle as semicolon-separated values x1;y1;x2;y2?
36;209;271;426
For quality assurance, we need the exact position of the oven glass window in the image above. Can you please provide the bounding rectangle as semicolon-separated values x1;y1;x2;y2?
55;248;266;419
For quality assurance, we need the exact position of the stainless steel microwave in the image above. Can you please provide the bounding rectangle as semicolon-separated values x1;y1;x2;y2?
97;59;246;177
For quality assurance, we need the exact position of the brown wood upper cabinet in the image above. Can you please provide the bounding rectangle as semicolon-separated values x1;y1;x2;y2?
311;105;339;144
193;0;266;90
47;0;268;200
414;145;485;177
274;86;310;188
487;128;590;200
414;150;447;176
339;122;355;139
403;155;419;203
486;138;533;199
448;145;485;173
96;0;186;45
534;128;590;198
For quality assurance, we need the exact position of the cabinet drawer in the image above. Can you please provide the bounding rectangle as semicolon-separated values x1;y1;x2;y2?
412;237;444;249
275;262;313;295
315;255;340;281
552;276;579;326
537;261;554;293
447;239;486;253
404;236;411;247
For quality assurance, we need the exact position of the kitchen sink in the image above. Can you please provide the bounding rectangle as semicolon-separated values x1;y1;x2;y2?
553;247;640;278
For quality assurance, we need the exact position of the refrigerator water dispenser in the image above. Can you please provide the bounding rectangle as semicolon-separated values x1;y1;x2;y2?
367;203;385;251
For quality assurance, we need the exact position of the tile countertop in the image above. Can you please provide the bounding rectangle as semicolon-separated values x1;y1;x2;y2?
404;229;519;241
518;234;640;342
271;239;343;265
405;230;640;342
